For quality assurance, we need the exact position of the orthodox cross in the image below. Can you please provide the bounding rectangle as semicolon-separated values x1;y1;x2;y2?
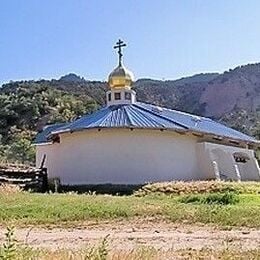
114;39;126;66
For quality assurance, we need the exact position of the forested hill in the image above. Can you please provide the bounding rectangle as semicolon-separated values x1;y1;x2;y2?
1;63;260;163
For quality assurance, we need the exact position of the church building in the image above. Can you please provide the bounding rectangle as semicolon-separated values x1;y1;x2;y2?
35;40;260;184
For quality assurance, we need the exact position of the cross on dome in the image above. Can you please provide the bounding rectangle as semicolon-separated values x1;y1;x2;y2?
113;39;126;66
107;39;136;106
108;39;134;90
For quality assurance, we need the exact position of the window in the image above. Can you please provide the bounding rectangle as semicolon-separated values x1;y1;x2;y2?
114;92;121;100
125;92;131;100
234;156;248;163
233;152;250;163
108;93;111;101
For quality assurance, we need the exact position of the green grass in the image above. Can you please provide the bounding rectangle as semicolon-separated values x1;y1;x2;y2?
0;192;260;227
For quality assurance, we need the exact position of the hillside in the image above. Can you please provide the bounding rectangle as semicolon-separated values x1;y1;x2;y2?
135;64;260;135
1;62;260;163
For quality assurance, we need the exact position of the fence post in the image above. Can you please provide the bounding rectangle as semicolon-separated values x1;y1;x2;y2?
41;168;48;192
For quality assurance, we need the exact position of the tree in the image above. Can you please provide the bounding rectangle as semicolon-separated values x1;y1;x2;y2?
6;129;35;164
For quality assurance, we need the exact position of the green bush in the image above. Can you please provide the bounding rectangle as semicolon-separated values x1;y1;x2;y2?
203;192;239;205
0;227;17;260
179;194;201;204
180;192;239;205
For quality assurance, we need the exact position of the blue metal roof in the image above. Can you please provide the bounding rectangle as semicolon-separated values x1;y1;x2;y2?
34;123;67;144
35;102;258;144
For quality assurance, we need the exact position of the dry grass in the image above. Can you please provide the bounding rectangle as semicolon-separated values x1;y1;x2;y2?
6;246;260;260
0;184;23;195
135;181;260;196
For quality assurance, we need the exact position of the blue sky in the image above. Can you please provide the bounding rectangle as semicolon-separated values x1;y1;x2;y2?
0;0;260;84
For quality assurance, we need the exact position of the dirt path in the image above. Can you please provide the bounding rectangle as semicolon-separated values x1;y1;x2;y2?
0;219;259;252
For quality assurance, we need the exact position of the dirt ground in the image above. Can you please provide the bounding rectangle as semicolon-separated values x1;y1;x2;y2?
0;219;260;252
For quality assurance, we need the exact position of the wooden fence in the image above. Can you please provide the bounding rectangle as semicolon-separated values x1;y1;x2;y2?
0;163;48;192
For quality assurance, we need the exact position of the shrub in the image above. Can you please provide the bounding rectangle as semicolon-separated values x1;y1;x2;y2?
0;227;17;259
203;192;239;205
180;192;239;205
179;194;202;204
0;184;23;195
84;235;109;260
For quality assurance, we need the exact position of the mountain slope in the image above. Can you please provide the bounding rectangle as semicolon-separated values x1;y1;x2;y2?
200;64;260;117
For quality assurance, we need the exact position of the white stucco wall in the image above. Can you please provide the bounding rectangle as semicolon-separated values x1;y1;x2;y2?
36;129;260;184
36;129;201;184
196;142;260;181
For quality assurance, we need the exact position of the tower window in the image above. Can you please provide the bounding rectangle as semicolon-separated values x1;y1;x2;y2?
114;92;121;100
125;92;131;100
108;93;111;101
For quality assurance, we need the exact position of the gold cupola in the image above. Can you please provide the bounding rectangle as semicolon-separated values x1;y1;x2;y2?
106;39;136;106
108;39;134;89
108;64;134;89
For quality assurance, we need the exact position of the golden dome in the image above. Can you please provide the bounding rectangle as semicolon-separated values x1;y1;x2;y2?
108;64;134;89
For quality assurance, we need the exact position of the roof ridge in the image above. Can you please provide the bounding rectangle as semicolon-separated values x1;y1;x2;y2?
138;102;210;121
95;106;115;127
77;107;110;126
127;105;166;128
163;107;210;121
134;103;189;129
123;106;135;126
